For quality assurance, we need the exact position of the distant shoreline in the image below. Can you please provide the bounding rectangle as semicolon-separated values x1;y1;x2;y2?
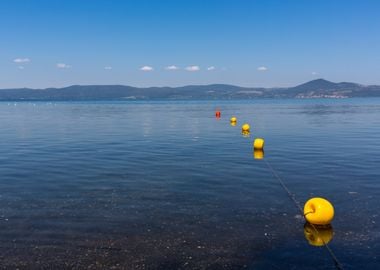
1;79;380;100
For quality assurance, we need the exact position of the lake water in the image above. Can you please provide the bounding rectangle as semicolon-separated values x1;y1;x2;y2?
0;99;379;269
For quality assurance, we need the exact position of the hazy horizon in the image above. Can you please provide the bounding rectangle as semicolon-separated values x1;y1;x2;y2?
0;78;375;91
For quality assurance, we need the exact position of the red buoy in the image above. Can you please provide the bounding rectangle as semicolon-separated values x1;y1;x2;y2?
215;111;221;118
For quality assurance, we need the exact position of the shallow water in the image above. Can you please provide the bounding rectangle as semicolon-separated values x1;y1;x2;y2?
0;99;379;269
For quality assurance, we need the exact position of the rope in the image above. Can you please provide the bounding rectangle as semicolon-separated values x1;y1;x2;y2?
263;159;344;270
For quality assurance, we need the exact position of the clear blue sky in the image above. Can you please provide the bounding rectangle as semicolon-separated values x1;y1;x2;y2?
1;0;379;88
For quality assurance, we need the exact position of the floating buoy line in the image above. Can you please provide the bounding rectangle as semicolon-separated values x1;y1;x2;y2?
215;109;344;270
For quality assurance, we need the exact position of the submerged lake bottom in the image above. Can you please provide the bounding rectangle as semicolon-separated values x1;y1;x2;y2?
0;99;379;269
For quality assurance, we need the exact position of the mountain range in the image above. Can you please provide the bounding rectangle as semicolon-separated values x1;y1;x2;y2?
1;79;380;100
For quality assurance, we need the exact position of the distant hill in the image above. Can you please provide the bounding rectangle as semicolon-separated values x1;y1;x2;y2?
275;79;380;98
0;79;379;100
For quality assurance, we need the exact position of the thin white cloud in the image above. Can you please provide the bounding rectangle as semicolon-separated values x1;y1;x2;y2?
104;66;112;70
311;71;318;75
56;63;71;69
185;65;200;72
165;65;179;70
257;66;268;71
13;58;30;63
140;66;153;71
207;66;215;71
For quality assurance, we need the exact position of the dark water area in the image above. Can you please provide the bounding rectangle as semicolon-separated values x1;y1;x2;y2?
0;99;379;269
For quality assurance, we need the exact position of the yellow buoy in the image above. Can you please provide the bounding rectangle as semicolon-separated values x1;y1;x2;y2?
304;197;334;225
253;149;264;160
304;223;334;247
230;121;237;127
253;138;265;150
242;123;250;132
230;116;237;123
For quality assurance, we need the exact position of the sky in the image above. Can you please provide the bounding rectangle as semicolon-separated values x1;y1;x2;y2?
1;0;380;88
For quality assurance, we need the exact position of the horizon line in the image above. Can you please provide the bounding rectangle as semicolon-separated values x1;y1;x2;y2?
0;78;370;91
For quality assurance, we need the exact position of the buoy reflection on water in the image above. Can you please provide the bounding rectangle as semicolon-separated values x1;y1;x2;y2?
242;130;250;137
253;149;264;160
304;222;334;246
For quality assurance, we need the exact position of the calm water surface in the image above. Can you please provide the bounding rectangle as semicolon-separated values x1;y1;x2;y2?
0;99;379;269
